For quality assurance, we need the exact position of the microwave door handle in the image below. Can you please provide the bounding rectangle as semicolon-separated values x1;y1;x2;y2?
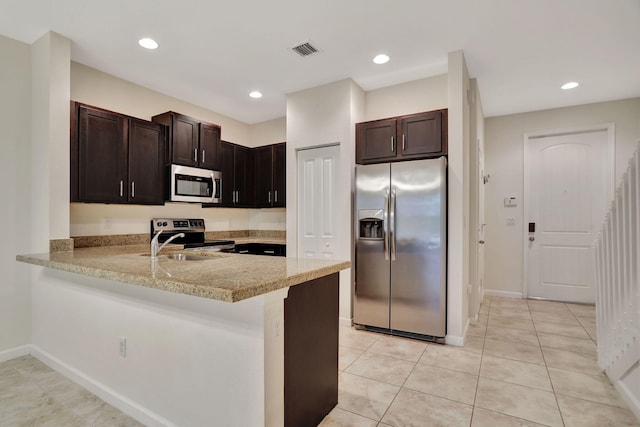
202;150;205;164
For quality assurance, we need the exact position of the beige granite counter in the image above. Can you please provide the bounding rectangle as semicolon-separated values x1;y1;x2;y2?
16;245;349;303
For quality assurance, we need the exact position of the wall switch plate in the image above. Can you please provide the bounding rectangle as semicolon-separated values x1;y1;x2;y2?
504;197;518;207
506;217;516;226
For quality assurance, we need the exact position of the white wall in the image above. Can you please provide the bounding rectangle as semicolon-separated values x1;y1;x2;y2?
70;62;287;236
365;74;448;121
484;98;640;295
447;51;472;344
286;79;365;322
0;34;32;355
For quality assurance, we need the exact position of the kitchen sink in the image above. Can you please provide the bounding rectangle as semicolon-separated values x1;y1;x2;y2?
142;253;213;261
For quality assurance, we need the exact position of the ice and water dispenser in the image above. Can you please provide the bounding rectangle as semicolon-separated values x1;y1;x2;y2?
358;209;384;240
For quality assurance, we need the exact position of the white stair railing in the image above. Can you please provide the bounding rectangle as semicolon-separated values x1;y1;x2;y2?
595;143;639;381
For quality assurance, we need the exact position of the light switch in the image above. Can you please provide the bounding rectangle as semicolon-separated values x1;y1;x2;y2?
504;197;518;207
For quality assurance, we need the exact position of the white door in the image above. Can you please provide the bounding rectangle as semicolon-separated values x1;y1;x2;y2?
526;130;610;303
297;145;340;259
476;143;486;309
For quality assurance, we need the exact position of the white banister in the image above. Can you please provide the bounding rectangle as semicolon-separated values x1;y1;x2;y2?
594;143;639;382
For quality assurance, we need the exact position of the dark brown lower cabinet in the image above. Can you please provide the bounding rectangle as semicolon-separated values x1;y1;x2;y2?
284;273;339;427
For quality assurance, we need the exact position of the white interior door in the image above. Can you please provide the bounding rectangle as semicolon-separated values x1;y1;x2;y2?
526;130;610;303
476;143;486;308
297;145;340;259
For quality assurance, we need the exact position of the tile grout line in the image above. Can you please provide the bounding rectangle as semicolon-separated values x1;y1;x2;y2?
468;296;491;427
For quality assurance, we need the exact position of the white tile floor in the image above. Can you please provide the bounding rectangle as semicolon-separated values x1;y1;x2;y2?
321;296;640;427
1;296;638;426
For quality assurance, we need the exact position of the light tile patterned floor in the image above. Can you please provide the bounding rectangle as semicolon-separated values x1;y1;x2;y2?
1;296;638;426
321;296;640;427
0;356;142;426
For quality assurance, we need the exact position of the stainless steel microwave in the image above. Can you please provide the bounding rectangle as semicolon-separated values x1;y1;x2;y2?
170;164;222;203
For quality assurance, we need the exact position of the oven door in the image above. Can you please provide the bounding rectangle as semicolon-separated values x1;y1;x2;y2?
170;164;221;203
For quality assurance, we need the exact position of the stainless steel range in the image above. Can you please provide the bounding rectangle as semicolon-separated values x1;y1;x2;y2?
150;218;234;252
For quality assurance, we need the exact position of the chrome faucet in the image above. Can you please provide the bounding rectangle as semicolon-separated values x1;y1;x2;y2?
151;230;185;260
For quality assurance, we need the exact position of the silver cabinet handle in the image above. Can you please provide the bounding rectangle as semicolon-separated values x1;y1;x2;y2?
274;190;278;203
202;150;205;163
391;136;395;152
194;148;197;162
390;189;396;261
119;180;123;197
264;250;275;254
402;134;406;151
383;190;389;261
268;191;271;203
131;182;135;198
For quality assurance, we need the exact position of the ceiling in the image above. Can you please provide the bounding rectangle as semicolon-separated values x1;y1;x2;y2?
1;0;639;124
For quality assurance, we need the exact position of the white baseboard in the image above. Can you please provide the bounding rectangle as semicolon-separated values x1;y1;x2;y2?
445;335;464;346
0;345;31;363
483;289;524;299
613;377;640;423
339;317;352;328
30;346;175;427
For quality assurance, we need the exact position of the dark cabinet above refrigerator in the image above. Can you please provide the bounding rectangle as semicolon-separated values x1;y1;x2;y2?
355;109;448;165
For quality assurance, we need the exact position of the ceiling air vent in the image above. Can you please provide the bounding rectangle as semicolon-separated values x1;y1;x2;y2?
291;41;320;57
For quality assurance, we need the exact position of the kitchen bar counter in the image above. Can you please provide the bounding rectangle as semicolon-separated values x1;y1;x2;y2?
16;244;348;303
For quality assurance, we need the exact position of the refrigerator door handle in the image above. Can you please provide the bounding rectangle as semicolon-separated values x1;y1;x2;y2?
390;189;397;261
383;190;390;261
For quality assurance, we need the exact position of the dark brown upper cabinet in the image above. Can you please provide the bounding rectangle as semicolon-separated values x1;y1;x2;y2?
152;111;221;169
71;102;166;205
356;109;447;164
254;142;286;208
211;141;254;207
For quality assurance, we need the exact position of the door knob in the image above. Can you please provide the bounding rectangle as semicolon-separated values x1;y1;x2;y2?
529;236;535;241
478;240;485;244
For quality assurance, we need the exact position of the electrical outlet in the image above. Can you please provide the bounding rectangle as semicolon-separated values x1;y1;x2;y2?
506;217;516;226
119;337;127;357
104;217;112;230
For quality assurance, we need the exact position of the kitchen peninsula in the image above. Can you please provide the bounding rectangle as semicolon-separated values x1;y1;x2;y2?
17;245;350;426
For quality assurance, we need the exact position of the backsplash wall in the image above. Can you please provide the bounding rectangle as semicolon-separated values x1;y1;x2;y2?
70;203;286;236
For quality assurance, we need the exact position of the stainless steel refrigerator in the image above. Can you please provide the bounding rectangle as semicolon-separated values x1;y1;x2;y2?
354;157;447;341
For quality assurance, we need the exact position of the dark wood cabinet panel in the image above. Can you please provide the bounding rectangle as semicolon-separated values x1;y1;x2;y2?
198;122;220;170
211;141;254;207
356;109;447;164
273;143;286;207
400;111;443;158
356;118;396;163
128;119;166;204
77;105;127;203
152;112;220;169
72;102;166;205
253;146;273;207
254;142;286;208
234;145;253;207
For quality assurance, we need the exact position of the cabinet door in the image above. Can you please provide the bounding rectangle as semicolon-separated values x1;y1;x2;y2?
171;114;198;167
273;143;286;207
128;119;166;205
199;122;220;170
253;145;273;207
78;106;127;203
356;118;397;164
218;141;236;207
399;111;443;158
234;145;254;207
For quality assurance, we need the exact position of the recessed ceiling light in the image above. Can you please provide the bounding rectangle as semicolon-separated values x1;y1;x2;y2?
138;38;158;50
249;91;262;99
373;54;390;64
561;81;579;90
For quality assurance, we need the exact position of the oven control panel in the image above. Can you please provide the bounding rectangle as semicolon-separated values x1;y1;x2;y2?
151;218;205;233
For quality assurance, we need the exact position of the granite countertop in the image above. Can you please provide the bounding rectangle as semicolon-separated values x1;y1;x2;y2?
232;237;286;245
16;245;350;303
